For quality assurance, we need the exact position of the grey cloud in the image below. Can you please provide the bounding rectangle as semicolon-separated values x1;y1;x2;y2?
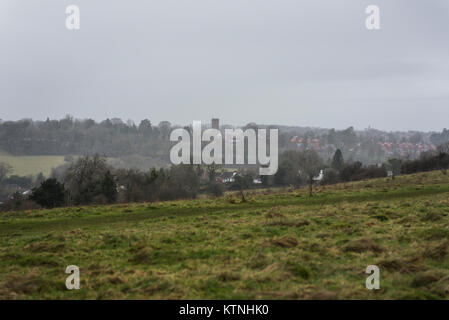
0;0;448;131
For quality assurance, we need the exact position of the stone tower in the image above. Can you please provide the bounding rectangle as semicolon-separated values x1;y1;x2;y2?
211;118;219;130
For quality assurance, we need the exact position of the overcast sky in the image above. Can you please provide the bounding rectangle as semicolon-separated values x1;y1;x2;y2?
1;0;448;131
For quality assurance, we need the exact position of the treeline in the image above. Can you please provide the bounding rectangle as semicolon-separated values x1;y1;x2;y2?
40;155;205;207
430;128;449;146
1;148;390;210
401;146;449;175
3;145;449;211
1;155;233;210
268;149;387;192
1;117;445;166
0;116;172;157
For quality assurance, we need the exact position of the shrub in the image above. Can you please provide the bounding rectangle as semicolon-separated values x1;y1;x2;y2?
30;178;66;208
207;182;224;197
321;168;340;185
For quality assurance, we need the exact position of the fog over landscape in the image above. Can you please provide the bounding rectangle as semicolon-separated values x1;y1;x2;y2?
1;0;449;131
4;1;449;303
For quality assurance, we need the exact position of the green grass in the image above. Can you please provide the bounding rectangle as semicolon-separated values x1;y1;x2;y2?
1;171;449;299
0;150;66;177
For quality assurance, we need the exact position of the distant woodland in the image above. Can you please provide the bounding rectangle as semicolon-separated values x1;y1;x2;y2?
1;116;447;168
1;116;449;207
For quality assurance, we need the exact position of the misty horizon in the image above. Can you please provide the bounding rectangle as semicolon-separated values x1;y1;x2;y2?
1;0;449;131
0;116;445;134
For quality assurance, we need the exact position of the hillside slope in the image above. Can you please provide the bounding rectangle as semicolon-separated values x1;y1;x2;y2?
1;171;449;299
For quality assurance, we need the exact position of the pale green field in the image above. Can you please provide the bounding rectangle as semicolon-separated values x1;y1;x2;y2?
0;150;66;177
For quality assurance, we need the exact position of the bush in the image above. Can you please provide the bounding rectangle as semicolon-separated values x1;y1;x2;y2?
321;168;340;185
30;178;66;208
64;155;112;205
207;182;224;197
340;162;386;182
102;170;117;203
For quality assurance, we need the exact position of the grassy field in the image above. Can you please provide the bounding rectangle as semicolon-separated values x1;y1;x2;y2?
0;150;66;177
1;171;449;299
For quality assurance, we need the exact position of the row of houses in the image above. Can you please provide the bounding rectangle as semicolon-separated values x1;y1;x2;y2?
289;136;326;151
378;142;436;157
288;135;437;159
216;171;262;184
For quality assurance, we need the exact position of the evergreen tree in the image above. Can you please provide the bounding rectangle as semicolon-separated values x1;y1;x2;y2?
30;178;66;208
102;170;117;203
331;149;344;171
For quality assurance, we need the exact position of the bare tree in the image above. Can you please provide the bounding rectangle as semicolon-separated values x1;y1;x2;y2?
298;150;322;197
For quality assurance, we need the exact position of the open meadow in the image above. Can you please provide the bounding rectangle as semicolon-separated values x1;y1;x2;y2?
0;150;66;177
1;171;449;299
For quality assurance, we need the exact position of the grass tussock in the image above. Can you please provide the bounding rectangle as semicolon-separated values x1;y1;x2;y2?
342;239;384;253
